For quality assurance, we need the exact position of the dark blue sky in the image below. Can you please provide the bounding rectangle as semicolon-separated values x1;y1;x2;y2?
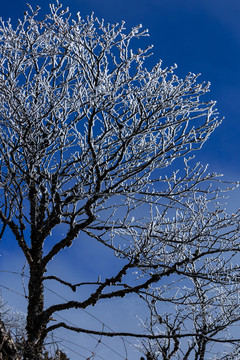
0;1;240;359
1;0;240;176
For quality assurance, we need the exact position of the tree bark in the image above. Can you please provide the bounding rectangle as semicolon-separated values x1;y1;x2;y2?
23;262;45;360
22;183;47;360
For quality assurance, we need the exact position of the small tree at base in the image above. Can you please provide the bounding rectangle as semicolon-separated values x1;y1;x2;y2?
0;2;240;359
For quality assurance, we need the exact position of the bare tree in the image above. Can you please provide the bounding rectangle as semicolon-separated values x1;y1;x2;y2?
0;2;240;359
0;298;23;359
0;319;19;360
0;300;24;358
0;295;69;360
138;274;240;360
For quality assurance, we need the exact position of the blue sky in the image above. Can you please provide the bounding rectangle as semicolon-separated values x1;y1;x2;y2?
0;1;240;359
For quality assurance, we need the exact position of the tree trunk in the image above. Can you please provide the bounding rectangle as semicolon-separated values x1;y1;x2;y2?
23;263;46;360
23;183;47;360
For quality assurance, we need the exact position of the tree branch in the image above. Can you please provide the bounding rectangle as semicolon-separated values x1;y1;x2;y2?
0;210;32;264
45;322;240;344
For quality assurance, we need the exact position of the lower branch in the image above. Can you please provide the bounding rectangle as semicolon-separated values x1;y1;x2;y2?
45;322;196;339
45;323;240;344
43;275;103;292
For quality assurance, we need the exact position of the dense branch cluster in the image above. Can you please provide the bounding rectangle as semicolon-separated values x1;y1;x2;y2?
0;2;240;359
